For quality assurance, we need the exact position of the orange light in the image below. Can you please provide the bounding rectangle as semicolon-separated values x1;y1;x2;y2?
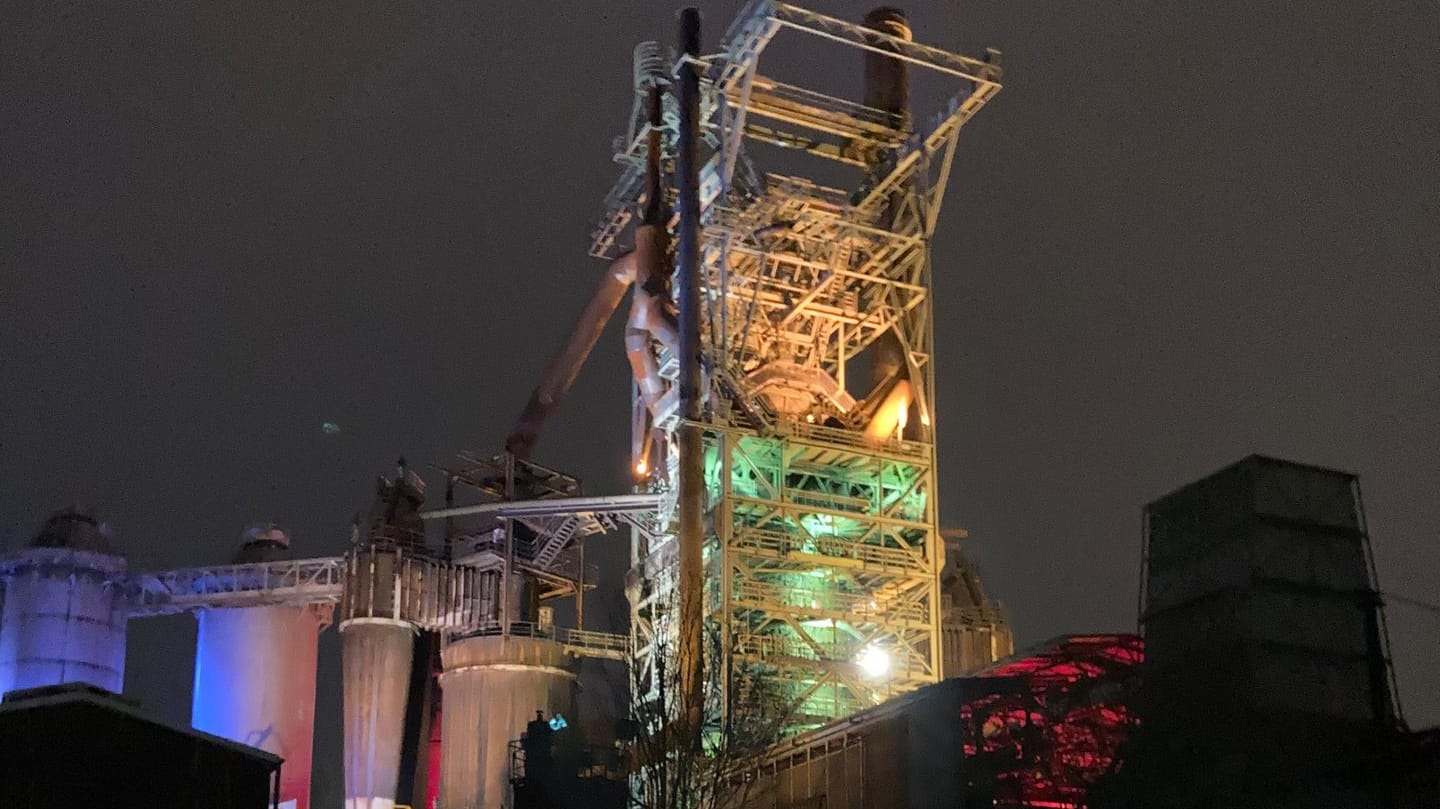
864;380;913;442
635;460;648;476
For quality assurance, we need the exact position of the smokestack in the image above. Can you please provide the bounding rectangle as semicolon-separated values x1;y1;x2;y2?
861;8;916;427
862;7;912;132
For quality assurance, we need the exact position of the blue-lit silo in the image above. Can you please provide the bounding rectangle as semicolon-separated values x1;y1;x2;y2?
0;506;129;696
192;525;321;809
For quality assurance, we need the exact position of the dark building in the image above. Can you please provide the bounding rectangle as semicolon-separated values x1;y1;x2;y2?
1102;455;1426;809
0;682;281;808
509;713;628;809
734;634;1143;809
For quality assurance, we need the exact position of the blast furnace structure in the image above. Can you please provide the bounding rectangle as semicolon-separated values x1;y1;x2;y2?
587;1;1011;732
0;4;1016;807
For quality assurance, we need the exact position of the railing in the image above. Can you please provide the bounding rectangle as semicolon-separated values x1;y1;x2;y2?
560;628;630;660
733;578;928;625
449;621;630;661
774;418;930;461
734;631;852;662
732;527;927;573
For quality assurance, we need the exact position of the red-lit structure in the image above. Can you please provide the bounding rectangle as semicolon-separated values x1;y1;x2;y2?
960;635;1143;809
738;634;1143;809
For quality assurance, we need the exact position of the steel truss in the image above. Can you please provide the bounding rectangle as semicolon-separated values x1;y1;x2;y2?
606;0;1006;737
108;458;649;660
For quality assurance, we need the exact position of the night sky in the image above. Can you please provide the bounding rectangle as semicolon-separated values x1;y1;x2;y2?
3;0;1437;803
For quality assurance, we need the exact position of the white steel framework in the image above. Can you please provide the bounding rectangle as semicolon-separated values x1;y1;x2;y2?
601;0;1007;734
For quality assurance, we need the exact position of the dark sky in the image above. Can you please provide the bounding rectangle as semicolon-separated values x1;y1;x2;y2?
3;0;1437;800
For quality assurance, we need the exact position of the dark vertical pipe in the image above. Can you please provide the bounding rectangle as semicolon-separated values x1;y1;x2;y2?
643;85;666;227
577;535;586;630
862;8;914;413
675;5;706;727
503;452;515;635
443;475;456;551
862;7;912;133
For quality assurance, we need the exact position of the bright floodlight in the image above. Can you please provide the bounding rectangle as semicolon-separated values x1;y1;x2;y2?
857;646;891;678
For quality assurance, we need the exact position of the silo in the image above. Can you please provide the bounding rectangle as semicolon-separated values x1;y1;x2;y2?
341;545;419;809
0;507;129;695
191;525;321;809
439;635;575;809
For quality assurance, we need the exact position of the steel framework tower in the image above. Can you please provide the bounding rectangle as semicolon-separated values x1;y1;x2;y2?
594;1;1007;733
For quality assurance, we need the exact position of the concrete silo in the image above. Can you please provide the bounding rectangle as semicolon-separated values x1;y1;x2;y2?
191;525;321;809
438;634;575;809
341;468;426;809
0;507;129;695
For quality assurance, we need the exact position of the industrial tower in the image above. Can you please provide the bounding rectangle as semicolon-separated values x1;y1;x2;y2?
590;2;1009;733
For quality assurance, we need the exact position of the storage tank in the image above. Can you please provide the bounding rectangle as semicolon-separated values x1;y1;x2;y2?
439;635;575;809
191;525;321;809
0;506;129;695
341;543;420;809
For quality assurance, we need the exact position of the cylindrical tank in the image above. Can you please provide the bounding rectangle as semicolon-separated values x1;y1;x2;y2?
439;635;575;809
191;522;320;809
342;617;415;809
342;543;427;809
0;507;128;695
193;605;321;808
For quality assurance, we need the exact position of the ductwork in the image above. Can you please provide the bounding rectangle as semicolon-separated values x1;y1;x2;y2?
507;64;674;460
506;251;638;457
624;224;677;417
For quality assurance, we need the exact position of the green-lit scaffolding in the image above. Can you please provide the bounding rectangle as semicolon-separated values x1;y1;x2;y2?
595;0;1010;738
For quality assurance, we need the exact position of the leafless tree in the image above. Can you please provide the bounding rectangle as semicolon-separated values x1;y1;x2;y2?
618;600;793;809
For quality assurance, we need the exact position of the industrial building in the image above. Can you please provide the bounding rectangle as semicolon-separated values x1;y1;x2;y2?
1098;454;1430;809
2;3;1435;809
0;682;281;808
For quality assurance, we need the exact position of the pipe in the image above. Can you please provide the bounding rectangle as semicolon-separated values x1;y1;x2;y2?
675;5;706;726
507;46;678;461
643;82;666;227
506;251;639;457
861;8;916;429
625;222;677;416
627;72;677;419
419;493;664;521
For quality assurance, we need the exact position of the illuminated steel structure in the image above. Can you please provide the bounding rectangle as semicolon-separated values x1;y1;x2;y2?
594;1;1009;729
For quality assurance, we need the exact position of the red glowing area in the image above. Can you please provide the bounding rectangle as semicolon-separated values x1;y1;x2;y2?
960;634;1143;809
